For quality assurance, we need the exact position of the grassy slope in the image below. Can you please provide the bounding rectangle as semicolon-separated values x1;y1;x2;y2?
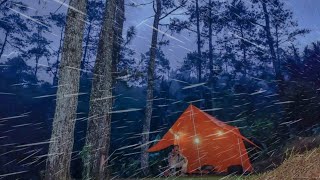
256;147;320;179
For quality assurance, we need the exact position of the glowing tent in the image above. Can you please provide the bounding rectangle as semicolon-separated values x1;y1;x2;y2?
148;104;259;174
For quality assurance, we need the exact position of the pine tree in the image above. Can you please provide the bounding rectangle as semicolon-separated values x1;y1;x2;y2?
48;13;66;85
26;16;52;78
83;0;119;179
0;1;29;59
45;0;87;179
140;0;187;174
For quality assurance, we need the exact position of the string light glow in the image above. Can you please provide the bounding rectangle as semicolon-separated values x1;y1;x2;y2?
216;130;224;136
194;137;200;144
174;133;180;140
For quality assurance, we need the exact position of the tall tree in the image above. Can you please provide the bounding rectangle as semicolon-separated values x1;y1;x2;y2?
112;0;125;81
202;0;223;111
248;0;309;133
26;16;52;78
252;0;308;95
48;13;66;85
195;0;202;83
45;0;87;179
83;0;119;179
207;0;214;82
224;0;256;77
141;0;162;175
173;0;204;82
140;0;187;174
260;0;281;88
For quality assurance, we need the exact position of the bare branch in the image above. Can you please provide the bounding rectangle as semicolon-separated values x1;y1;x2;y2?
160;0;188;20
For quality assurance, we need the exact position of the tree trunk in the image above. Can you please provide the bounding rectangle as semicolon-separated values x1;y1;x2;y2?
53;27;64;86
83;0;117;179
45;0;87;179
208;0;215;112
260;0;286;133
196;0;202;83
35;26;41;78
112;0;125;82
261;0;283;89
0;30;9;60
275;25;281;73
141;0;162;175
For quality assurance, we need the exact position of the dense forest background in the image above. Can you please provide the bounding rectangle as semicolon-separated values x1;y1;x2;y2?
0;0;320;179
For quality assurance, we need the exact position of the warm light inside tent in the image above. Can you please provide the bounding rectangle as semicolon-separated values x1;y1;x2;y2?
216;130;224;136
194;137;200;144
174;133;180;140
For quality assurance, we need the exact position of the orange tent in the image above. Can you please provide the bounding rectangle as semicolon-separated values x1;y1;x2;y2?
148;104;258;174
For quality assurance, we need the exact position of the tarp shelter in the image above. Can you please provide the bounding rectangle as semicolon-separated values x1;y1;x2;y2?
148;105;259;174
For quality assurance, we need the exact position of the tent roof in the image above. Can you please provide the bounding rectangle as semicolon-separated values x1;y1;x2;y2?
148;104;259;152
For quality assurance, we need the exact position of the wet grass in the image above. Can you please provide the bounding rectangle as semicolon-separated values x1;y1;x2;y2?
256;147;320;179
140;175;258;180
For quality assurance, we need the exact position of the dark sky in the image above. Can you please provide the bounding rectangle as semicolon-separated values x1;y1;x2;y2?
3;0;320;81
286;0;320;46
127;0;320;68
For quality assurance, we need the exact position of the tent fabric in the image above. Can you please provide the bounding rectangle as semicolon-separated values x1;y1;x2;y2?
148;105;258;173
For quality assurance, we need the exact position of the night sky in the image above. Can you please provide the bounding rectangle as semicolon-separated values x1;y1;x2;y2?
2;0;320;80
